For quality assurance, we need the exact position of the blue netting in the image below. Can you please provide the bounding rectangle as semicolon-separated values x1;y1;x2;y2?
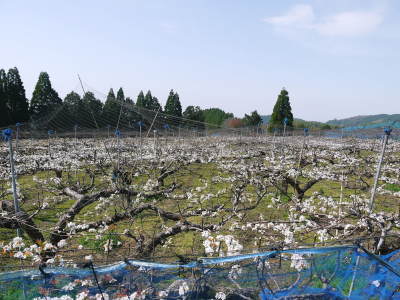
1;246;399;299
343;121;400;131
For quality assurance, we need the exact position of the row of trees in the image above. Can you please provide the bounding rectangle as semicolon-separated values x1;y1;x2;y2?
0;68;30;126
0;68;258;130
1;67;291;130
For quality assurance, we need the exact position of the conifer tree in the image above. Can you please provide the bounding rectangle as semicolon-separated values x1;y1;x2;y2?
64;91;83;127
83;91;103;128
144;90;152;109
0;69;11;126
125;96;140;123
269;88;293;131
144;90;153;110
116;87;131;127
102;88;120;127
125;97;134;105
149;96;162;112
142;90;161;111
164;89;182;119
6;68;29;123
183;105;204;129
243;110;262;127
29;72;62;120
136;90;145;108
116;87;125;102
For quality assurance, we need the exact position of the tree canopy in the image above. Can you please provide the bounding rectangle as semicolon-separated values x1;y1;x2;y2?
183;105;205;128
0;66;285;132
6;68;29;123
164;90;182;123
269;88;293;131
203;108;233;128
243;110;262;127
0;68;29;126
0;69;11;126
102;88;120;127
29;72;62;121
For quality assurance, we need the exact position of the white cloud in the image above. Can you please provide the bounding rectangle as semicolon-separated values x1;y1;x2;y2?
264;4;383;37
264;4;314;28
316;11;383;36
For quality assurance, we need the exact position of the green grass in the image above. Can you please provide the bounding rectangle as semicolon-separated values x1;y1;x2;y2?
1;156;399;268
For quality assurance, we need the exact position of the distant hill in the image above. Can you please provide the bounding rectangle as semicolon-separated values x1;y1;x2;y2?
261;115;334;129
261;114;400;130
327;114;400;129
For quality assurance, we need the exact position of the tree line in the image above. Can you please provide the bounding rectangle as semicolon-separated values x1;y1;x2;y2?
2;67;295;130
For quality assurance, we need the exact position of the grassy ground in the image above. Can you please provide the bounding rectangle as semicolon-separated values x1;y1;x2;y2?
1;146;399;270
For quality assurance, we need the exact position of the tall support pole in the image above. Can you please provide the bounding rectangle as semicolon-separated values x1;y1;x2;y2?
295;128;308;184
283;123;287;137
15;123;21;152
4;130;20;214
115;130;121;170
348;254;360;297
47;130;53;158
369;128;391;211
271;130;276;159
336;170;344;237
4;129;26;299
146;107;161;138
153;130;157;158
282;117;288;151
74;124;78;148
139;123;142;155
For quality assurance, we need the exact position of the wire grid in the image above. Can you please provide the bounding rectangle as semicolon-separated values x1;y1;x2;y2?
0;246;399;299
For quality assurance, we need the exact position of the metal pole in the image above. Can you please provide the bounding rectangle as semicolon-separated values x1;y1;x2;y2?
146;107;161;138
8;134;20;214
3;129;21;238
348;254;360;297
153;130;157;157
139;124;142;153
271;130;276;159
74;125;78;148
369;130;390;211
15;123;20;152
336;170;344;237
48;131;51;158
116;130;121;170
7;130;26;300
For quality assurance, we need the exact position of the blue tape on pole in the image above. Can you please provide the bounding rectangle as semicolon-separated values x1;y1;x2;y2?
384;127;392;136
2;129;12;141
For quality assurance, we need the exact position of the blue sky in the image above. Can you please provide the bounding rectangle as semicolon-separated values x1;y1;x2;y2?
1;0;399;122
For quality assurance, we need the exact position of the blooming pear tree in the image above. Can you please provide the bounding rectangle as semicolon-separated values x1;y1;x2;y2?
0;133;399;272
